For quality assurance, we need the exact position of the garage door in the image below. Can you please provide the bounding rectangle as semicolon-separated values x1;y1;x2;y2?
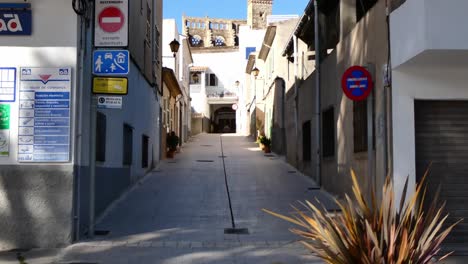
415;100;468;255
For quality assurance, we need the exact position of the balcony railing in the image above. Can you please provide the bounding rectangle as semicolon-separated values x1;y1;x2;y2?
206;91;238;99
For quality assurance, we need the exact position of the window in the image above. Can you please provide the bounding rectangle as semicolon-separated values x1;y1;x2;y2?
303;121;311;161
96;112;106;162
322;107;335;157
205;73;217;86
190;35;202;47
153;26;160;65
356;0;378;21
246;47;256;59
214;36;225;46
353;98;375;153
142;135;149;168
145;3;151;46
123;124;133;165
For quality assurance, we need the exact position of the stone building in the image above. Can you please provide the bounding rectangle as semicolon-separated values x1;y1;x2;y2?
187;0;273;134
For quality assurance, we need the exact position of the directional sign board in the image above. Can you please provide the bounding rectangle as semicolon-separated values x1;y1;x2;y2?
18;67;71;162
341;66;373;101
94;0;128;47
93;50;129;75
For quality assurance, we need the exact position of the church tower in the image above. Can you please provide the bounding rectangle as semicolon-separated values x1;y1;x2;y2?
247;0;273;29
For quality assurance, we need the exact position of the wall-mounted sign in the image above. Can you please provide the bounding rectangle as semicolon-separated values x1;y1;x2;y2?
93;77;128;95
94;0;128;47
18;67;71;162
98;96;122;109
341;66;373;101
0;104;10;157
93;50;129;75
232;103;238;110
0;67;16;102
0;3;32;35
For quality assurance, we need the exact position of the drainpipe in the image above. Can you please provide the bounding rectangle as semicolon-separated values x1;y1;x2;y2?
385;0;393;178
314;0;322;186
293;34;299;164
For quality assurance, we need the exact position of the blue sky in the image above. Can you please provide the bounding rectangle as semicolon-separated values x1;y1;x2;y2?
163;0;310;22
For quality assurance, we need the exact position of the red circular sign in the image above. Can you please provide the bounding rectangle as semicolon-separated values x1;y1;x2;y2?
232;104;238;110
98;7;124;33
341;66;373;101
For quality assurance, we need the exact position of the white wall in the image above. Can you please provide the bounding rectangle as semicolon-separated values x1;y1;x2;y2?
391;0;468;69
392;64;468;203
0;0;78;165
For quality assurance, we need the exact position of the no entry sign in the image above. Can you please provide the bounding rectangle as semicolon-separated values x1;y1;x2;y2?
94;0;128;47
341;66;373;101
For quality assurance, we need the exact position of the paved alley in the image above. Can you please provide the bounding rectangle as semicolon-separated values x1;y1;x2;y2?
3;134;340;264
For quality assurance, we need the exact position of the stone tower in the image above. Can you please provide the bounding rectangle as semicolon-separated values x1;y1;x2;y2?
247;0;273;29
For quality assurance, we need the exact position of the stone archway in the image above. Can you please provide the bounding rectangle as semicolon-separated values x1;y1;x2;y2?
213;106;236;133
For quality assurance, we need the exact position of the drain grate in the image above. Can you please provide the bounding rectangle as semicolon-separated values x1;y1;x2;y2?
288;171;297;173
218;156;227;158
308;187;320;190
200;144;213;147
168;161;177;164
94;230;110;236
264;154;275;157
61;262;100;264
8;248;30;253
224;228;249;235
196;160;214;162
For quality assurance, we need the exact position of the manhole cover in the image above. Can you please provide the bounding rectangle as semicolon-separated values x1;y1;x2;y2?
224;228;249;234
94;230;110;236
196;160;214;162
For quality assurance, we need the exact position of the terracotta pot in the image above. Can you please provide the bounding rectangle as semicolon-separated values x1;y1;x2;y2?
263;145;271;153
167;150;175;159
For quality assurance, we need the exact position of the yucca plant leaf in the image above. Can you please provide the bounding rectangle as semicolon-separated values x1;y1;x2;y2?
263;169;461;264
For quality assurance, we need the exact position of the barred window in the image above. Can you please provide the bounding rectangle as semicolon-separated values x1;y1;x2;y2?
322;107;335;157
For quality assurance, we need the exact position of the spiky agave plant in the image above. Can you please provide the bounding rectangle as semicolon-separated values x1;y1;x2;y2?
263;170;462;264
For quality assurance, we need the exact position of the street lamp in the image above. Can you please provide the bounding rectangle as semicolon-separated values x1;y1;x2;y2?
252;67;259;78
169;39;180;57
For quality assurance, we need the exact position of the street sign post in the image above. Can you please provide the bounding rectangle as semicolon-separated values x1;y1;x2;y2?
93;50;129;75
341;66;373;101
94;0;128;47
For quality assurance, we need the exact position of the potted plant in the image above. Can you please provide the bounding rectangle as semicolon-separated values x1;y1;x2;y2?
263;170;461;264
257;135;265;150
260;136;271;153
166;131;179;159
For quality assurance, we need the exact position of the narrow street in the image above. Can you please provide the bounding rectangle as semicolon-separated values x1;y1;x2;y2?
57;134;337;263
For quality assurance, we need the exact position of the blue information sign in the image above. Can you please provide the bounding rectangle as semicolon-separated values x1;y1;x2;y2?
18;68;71;162
93;50;130;75
0;3;32;35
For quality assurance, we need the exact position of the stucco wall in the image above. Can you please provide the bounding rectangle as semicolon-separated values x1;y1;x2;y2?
0;0;77;249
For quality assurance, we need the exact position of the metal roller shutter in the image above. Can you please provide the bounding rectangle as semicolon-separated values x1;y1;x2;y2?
415;100;468;255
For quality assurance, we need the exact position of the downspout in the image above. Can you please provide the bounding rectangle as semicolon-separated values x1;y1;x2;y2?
293;34;299;164
385;0;393;178
314;0;322;186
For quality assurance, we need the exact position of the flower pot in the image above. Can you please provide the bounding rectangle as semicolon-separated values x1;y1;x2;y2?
263;145;271;153
167;149;175;159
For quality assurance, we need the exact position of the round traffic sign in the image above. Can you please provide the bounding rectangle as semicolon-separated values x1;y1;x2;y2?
98;6;125;33
232;104;238;110
341;66;373;101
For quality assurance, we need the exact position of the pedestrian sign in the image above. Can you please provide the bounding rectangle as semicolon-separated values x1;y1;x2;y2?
93;50;129;75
